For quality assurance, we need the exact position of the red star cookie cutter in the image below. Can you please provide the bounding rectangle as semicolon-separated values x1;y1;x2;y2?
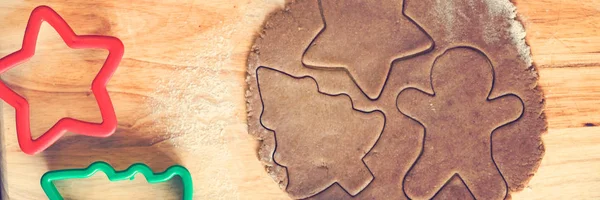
0;6;124;155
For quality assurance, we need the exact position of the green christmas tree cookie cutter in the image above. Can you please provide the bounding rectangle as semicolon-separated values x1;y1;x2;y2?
41;161;193;200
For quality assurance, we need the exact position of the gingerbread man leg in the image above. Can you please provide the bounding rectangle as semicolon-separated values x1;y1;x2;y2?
403;148;455;200
460;153;507;200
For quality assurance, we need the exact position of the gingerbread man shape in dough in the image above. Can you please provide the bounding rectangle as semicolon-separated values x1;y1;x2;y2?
397;47;524;200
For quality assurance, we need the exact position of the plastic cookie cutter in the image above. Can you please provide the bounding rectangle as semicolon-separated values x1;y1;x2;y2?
0;5;124;155
41;161;194;200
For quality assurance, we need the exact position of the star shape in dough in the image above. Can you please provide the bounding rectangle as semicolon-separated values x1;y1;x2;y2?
303;0;433;99
0;6;124;155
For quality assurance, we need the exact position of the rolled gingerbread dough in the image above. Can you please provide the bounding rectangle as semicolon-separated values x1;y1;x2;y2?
246;0;546;199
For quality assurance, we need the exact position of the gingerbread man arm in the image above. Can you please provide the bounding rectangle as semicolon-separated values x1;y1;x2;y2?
396;88;435;123
485;94;524;129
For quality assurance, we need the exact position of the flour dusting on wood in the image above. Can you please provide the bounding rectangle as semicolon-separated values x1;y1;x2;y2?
147;15;242;200
486;0;534;67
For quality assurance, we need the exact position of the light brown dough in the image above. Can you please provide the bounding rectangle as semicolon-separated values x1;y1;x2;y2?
303;0;433;99
398;48;523;199
432;175;475;200
247;0;546;199
257;67;384;198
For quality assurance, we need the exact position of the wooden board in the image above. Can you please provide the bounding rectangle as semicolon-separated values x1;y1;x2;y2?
0;0;599;199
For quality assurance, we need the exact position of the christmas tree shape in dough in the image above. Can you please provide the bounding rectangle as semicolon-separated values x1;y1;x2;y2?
257;67;384;198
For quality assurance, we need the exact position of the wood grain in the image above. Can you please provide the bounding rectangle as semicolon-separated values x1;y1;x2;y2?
0;0;599;199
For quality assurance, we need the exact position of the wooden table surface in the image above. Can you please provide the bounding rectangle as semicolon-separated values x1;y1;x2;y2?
0;0;599;199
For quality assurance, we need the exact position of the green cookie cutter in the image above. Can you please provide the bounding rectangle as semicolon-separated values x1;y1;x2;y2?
41;161;193;200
